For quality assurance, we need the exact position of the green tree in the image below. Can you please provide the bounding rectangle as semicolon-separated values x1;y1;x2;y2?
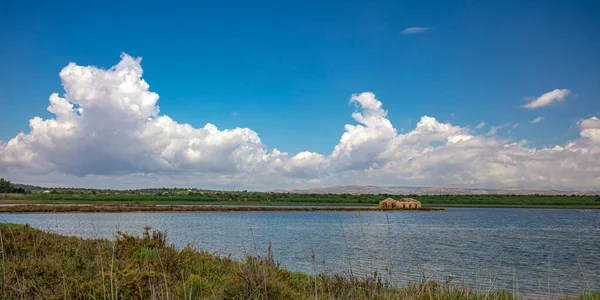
0;178;15;193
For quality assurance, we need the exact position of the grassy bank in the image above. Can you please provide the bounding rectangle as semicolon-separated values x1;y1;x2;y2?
2;192;600;208
0;204;444;213
0;223;542;299
0;223;596;299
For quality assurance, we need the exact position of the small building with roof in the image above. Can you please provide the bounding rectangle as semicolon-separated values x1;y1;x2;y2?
378;197;421;209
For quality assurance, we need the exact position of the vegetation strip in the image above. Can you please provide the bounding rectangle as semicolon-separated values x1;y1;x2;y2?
3;179;600;208
0;204;443;213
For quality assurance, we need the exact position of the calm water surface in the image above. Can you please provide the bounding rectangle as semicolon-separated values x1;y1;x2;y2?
1;208;598;297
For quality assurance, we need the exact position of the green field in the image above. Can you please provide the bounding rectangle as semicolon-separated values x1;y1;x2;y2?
1;190;600;208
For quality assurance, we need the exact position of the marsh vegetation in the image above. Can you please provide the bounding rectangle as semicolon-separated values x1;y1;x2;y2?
2;190;599;208
5;223;594;299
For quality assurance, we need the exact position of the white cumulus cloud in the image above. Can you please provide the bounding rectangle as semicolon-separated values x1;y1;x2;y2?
475;122;486;129
1;54;600;190
523;89;571;109
0;54;273;177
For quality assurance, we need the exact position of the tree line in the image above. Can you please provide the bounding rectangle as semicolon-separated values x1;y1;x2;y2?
0;178;26;193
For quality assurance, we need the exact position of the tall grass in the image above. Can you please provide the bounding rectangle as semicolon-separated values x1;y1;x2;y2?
0;223;596;299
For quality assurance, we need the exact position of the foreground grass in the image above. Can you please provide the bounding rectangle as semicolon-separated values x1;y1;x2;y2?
0;223;528;299
566;293;600;300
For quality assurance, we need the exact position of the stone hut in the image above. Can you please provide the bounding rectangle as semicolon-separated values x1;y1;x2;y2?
378;197;421;209
398;197;421;209
379;198;398;209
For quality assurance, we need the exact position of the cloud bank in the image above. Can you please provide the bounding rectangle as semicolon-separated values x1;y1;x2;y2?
1;54;599;190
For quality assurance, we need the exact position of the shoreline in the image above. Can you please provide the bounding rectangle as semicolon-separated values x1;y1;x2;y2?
1;200;600;210
0;203;445;213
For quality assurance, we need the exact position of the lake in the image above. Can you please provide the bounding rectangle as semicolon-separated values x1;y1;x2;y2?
1;208;598;297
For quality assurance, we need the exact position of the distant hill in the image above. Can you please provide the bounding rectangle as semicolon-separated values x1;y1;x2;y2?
268;185;600;195
12;183;218;194
11;183;600;195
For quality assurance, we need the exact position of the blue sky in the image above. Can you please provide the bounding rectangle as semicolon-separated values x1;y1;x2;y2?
1;0;600;190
